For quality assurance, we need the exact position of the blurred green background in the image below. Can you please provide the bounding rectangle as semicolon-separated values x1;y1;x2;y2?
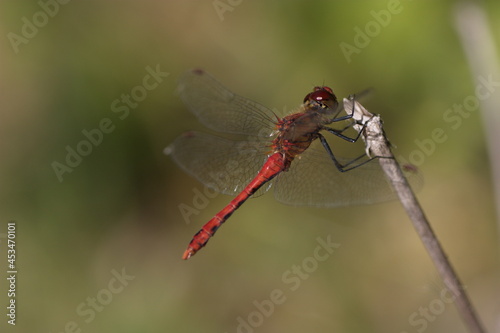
1;1;499;332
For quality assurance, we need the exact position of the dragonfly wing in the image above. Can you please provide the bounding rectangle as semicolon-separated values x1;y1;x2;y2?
167;131;273;196
273;141;423;207
178;69;277;136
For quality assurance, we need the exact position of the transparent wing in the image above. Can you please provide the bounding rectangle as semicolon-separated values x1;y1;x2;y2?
166;131;274;196
273;141;423;207
178;69;277;136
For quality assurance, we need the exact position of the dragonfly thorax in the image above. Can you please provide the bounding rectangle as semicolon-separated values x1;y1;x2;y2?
272;112;322;166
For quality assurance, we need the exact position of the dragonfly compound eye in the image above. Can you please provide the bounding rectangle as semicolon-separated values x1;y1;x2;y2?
303;86;338;109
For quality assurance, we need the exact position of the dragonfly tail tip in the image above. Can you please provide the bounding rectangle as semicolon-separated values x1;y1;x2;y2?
182;248;194;260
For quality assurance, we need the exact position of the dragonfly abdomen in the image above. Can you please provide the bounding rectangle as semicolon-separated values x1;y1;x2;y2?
182;153;287;259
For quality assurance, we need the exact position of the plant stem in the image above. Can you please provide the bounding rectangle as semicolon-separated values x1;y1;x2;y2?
344;98;487;333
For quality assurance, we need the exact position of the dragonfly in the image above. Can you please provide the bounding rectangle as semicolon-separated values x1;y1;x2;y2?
167;69;419;260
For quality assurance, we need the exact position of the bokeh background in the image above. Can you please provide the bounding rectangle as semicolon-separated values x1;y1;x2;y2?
1;1;499;332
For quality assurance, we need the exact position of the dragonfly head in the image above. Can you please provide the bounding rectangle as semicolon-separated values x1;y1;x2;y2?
303;86;339;115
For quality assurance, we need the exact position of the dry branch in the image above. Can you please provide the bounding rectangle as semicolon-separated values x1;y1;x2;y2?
344;97;486;333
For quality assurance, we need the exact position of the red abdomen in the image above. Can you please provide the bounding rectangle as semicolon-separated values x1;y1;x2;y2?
182;153;287;259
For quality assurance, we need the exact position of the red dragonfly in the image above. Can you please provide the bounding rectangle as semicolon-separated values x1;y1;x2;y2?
167;69;418;260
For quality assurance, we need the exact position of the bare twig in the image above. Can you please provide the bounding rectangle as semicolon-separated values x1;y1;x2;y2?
344;97;487;333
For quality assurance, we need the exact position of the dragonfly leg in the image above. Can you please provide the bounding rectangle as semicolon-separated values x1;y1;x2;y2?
328;92;360;122
318;133;392;172
322;120;368;143
323;93;370;143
